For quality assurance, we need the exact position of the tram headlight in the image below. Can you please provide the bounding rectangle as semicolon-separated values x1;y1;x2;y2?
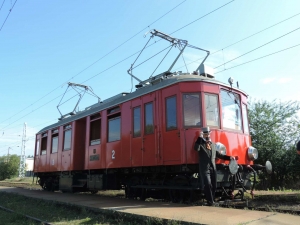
247;146;258;160
216;142;227;155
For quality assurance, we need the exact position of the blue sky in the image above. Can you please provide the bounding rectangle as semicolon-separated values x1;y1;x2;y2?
1;0;300;156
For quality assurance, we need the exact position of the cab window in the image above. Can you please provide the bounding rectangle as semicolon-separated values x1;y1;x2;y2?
242;104;249;134
220;90;242;130
205;93;220;127
183;93;201;127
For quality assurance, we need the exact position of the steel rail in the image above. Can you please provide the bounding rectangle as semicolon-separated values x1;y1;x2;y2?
0;205;52;225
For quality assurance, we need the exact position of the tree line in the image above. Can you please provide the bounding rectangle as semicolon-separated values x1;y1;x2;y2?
0;155;20;180
249;99;300;189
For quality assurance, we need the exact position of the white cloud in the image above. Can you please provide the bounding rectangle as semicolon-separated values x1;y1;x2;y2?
260;77;292;84
278;77;292;83
260;77;275;84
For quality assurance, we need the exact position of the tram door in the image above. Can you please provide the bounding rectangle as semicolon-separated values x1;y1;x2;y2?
131;93;157;167
142;93;156;166
131;98;143;167
161;85;181;164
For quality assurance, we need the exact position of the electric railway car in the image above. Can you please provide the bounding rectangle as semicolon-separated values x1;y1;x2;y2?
33;30;271;202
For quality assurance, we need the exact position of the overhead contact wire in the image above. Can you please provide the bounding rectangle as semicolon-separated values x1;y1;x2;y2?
215;43;300;74
0;0;186;129
214;26;300;69
0;0;18;32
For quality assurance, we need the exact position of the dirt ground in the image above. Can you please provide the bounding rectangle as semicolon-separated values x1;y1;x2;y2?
1;179;300;214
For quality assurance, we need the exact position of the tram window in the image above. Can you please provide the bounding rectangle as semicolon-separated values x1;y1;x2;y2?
183;94;201;127
166;96;177;130
41;133;47;155
242;104;249;134
145;103;154;134
63;129;72;151
90;119;101;145
220;90;242;130
205;94;220;127
51;134;59;153
133;107;141;137
108;115;121;142
35;140;40;156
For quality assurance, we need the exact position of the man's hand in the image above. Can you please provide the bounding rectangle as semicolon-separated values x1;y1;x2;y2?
230;156;238;160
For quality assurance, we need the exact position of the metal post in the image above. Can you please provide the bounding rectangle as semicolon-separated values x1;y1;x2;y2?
19;123;27;178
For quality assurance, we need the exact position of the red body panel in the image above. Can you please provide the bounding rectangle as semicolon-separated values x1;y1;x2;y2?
34;79;252;173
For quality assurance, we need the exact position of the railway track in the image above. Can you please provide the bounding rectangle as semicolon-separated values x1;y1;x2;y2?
0;205;52;225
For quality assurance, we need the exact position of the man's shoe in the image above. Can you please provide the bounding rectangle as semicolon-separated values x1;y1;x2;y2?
206;201;219;207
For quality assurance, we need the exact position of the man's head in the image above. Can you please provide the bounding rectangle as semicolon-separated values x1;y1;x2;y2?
297;140;300;155
201;127;211;140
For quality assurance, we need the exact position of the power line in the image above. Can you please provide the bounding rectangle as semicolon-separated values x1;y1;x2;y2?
0;0;17;32
214;26;300;69
174;11;300;70
212;12;300;55
170;0;235;35
0;0;186;127
215;43;300;74
0;0;236;136
0;0;6;12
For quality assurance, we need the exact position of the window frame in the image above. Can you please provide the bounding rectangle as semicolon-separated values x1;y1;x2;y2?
108;115;121;142
242;103;250;134
220;89;243;132
90;113;101;146
204;93;220;128
165;95;177;131
35;139;40;156
182;93;202;128
133;106;141;138
40;132;47;155
63;124;72;151
144;102;154;135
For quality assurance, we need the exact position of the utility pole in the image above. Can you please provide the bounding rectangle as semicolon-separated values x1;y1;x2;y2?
19;123;26;178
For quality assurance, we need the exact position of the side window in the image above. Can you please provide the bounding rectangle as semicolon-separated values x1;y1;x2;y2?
220;90;242;130
183;93;201;127
166;96;177;130
108;106;121;142
144;102;154;134
63;124;72;151
90;113;101;145
108;116;121;142
51;129;59;153
41;132;47;155
133;107;141;137
242;104;249;134
35;139;40;156
205;93;220;127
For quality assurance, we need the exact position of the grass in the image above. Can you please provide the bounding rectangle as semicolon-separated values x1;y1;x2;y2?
0;192;183;225
0;209;39;225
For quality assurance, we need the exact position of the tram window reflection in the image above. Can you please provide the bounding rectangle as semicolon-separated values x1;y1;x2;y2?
221;90;242;131
205;93;219;127
183;93;201;127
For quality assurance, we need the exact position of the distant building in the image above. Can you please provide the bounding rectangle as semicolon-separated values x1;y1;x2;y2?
25;157;34;177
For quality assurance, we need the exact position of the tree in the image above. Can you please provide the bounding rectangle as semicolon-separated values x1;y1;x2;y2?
0;154;20;180
248;99;300;189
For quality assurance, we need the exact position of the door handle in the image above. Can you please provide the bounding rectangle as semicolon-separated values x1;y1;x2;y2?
177;131;180;137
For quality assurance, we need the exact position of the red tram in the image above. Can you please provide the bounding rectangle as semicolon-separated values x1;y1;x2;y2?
33;30;271;202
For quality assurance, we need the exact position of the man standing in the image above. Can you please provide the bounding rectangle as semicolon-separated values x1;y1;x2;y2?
195;127;235;206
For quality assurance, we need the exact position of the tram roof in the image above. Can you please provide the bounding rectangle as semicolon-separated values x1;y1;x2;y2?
37;73;248;134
